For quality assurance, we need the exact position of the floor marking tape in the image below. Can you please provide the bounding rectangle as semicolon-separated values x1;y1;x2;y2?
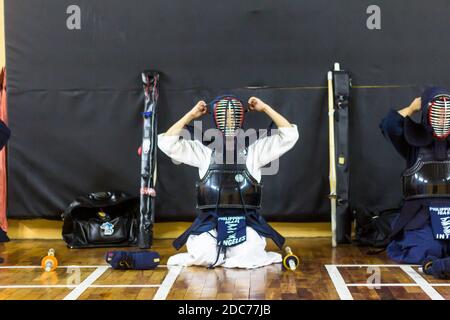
63;266;109;300
153;266;183;300
346;283;418;287
400;265;445;300
331;264;419;268
325;265;353;300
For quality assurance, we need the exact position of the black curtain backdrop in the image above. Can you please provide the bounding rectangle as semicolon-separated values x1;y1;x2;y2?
4;0;450;221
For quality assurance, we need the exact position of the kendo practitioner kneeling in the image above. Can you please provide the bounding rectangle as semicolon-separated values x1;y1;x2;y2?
158;96;298;268
380;87;450;278
0;120;9;150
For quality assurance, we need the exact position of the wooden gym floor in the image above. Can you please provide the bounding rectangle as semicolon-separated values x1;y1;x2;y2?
0;238;448;300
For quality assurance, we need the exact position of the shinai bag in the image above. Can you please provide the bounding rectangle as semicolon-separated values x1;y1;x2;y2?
62;191;139;248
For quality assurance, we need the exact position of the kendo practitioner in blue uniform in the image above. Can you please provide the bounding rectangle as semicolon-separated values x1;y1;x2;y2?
0;119;9;244
0;120;9;150
380;87;450;278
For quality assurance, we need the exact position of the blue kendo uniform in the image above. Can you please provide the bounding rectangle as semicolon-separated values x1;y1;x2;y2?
0;120;10;151
380;87;450;265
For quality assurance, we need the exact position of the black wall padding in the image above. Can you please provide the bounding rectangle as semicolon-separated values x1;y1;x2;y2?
5;0;450;220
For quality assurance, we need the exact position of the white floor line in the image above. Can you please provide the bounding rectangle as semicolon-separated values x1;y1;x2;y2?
332;264;419;268
400;265;445;300
346;283;419;287
325;265;353;300
63;266;109;300
0;266;46;269
58;265;110;269
0;284;161;289
0;265;165;269
0;285;77;289
0;265;110;269
90;284;160;288
153;266;183;300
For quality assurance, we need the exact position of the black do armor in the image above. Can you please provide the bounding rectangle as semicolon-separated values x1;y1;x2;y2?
196;154;262;210
403;145;450;199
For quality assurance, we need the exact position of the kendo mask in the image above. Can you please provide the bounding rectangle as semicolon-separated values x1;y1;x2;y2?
404;87;450;147
425;93;450;140
212;95;245;137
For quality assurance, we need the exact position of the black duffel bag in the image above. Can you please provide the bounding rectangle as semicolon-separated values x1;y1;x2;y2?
62;191;139;248
353;207;400;249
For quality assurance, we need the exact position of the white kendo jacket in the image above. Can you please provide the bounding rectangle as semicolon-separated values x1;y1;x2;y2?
158;125;299;182
157;124;299;269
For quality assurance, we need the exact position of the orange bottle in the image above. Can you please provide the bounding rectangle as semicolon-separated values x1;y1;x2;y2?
41;248;58;272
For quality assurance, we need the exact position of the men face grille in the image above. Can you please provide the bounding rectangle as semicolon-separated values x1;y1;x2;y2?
213;97;244;136
429;94;450;139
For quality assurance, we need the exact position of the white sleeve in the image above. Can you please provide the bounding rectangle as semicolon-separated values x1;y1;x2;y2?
247;124;299;169
157;133;212;169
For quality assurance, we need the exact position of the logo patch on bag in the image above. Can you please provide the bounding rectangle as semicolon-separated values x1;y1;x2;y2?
217;216;246;247
100;222;115;236
429;204;450;240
